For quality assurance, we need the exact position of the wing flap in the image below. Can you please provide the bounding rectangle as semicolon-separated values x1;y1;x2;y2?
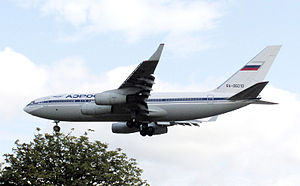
157;116;218;127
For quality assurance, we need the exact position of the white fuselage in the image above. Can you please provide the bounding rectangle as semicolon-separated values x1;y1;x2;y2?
24;91;252;122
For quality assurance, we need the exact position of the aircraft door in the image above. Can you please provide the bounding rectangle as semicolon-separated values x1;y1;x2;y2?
207;95;214;104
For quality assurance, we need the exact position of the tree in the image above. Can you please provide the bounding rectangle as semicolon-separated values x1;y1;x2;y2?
0;128;148;185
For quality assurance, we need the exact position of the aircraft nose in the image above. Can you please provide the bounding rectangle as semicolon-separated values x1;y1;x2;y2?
23;106;31;114
23;102;40;114
24;100;45;117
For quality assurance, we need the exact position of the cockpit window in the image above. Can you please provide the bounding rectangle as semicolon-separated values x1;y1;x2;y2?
27;101;35;106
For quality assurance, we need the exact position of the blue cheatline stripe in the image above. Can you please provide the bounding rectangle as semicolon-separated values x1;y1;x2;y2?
147;97;227;102
28;99;93;106
28;97;228;106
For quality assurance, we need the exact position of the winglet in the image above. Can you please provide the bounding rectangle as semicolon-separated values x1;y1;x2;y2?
148;43;164;61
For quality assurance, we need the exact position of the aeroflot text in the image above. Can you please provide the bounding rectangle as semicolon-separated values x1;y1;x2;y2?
66;94;95;98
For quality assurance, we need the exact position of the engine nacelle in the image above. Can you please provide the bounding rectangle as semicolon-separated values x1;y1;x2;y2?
81;103;112;115
149;122;168;135
112;122;139;134
95;90;127;105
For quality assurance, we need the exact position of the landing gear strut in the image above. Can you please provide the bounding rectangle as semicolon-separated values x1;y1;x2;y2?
53;120;60;132
126;119;136;128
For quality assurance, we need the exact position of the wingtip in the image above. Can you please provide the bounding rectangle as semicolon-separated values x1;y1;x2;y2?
148;43;164;61
266;45;282;49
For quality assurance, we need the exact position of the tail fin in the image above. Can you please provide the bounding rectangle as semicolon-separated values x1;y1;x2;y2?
216;45;281;94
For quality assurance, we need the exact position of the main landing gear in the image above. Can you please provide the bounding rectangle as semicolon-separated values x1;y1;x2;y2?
139;123;154;137
126;119;137;128
53;120;60;132
127;119;154;137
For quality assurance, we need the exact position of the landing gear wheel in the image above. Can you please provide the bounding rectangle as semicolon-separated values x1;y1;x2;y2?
141;123;148;131
139;123;148;137
53;120;60;132
140;130;147;136
139;124;154;137
147;127;154;136
53;125;60;132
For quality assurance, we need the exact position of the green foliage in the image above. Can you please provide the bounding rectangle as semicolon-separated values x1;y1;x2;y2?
0;128;148;185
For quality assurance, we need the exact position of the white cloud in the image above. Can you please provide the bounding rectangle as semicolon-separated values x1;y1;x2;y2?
1;48;300;185
14;0;226;52
0;47;135;118
0;47;47;118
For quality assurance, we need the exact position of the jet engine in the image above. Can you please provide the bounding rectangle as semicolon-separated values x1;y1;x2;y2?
81;103;112;115
112;122;168;135
148;122;168;135
112;122;139;134
95;90;127;105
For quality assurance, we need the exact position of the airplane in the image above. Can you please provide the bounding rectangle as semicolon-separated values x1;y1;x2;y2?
24;44;281;136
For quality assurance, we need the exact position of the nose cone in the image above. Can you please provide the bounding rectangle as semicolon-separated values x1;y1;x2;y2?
23;105;38;115
23;106;30;114
23;103;42;115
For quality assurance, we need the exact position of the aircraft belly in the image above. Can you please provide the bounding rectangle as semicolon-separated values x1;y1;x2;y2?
37;104;131;122
148;101;249;121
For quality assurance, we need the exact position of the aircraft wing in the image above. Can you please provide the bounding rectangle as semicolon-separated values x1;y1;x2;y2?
118;44;164;116
119;44;164;90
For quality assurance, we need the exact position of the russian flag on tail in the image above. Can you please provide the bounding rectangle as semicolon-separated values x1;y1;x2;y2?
241;64;261;71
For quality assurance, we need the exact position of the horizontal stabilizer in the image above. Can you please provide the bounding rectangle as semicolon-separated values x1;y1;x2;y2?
229;81;268;100
252;100;278;105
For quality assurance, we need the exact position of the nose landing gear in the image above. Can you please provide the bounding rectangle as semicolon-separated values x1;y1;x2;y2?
53;120;60;132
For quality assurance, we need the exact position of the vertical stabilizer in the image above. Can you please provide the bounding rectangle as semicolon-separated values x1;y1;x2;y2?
216;45;281;94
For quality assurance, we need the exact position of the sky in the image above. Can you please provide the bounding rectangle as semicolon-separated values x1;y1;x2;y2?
1;0;300;185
